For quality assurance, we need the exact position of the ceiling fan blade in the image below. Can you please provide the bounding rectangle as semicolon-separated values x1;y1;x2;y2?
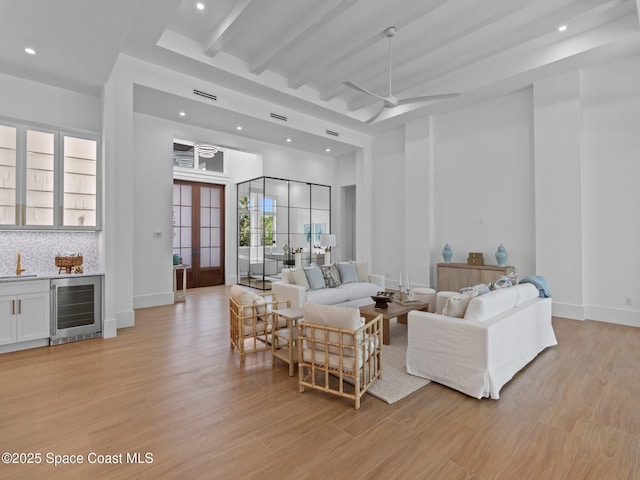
395;93;460;106
343;81;389;104
364;104;386;124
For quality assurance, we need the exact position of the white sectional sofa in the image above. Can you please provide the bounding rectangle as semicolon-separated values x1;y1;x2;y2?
406;283;557;399
271;262;384;309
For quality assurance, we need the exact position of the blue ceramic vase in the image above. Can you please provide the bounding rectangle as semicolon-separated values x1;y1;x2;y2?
442;243;452;263
495;244;507;267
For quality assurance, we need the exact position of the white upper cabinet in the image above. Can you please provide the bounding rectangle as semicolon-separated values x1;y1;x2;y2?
0;124;17;226
0;119;100;230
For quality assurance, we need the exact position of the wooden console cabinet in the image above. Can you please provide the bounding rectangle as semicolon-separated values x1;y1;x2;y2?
437;263;514;292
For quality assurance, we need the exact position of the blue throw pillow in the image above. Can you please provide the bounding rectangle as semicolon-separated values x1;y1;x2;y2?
336;262;358;284
304;266;326;290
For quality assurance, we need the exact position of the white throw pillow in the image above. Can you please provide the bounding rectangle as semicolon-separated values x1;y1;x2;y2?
352;261;369;282
290;268;310;290
442;290;477;318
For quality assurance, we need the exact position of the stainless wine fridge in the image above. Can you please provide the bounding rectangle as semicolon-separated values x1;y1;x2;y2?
50;275;102;345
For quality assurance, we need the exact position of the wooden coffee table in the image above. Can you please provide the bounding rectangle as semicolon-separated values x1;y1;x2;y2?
359;300;429;345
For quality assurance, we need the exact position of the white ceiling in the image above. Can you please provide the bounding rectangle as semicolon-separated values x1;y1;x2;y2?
3;0;640;155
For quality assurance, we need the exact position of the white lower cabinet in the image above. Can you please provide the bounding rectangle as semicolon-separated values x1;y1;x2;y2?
0;280;50;352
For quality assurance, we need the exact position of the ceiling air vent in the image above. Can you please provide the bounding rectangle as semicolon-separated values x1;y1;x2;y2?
326;130;339;137
270;113;288;122
193;89;217;101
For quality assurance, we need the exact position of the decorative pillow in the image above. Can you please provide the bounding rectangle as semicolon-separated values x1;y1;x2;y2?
290;268;310;290
442;290;477;318
304;266;326;290
352;261;369;282
320;264;341;288
281;268;295;284
461;284;491;296
336;262;358;284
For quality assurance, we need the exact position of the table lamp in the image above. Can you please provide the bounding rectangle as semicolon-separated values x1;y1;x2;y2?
319;234;336;265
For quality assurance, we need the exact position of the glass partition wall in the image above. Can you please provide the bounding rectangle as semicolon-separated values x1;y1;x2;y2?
237;177;330;290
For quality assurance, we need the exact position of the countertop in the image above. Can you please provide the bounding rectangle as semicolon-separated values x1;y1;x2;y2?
0;272;105;283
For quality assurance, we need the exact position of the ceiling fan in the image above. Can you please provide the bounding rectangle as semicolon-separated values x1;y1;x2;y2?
343;26;460;123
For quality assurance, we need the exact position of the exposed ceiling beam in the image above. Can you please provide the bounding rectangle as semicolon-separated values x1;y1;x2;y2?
203;0;254;57
250;0;359;75
287;0;449;90
343;0;632;111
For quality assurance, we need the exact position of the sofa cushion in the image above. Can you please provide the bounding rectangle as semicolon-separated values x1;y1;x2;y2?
464;287;519;322
290;268;310;290
513;283;539;306
305;287;350;305
303;303;363;330
304;266;326;290
337;282;380;301
230;285;267;326
336;262;358;284
302;303;364;358
320;264;342;288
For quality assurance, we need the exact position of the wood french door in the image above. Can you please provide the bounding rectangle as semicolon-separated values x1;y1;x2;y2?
173;180;225;288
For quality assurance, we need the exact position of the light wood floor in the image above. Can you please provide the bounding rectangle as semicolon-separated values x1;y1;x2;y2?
1;285;638;480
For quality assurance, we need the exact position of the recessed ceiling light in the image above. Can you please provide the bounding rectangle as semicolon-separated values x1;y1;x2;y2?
325;148;331;153
286;138;292;143
236;126;242;131
24;47;36;55
196;2;205;10
558;25;567;32
179;111;186;116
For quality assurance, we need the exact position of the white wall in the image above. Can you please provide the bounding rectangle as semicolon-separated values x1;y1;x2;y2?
130;110;343;306
372;126;406;285
433;90;536;279
0;73;101;132
533;72;585;318
581;56;640;326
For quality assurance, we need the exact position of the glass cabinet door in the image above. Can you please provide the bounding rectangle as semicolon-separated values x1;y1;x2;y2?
0;125;17;225
25;129;55;227
0;123;100;230
62;135;98;227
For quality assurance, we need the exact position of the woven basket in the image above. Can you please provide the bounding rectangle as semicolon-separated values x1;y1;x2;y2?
55;255;83;274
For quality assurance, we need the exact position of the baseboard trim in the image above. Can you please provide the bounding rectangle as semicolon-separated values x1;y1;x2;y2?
585;305;640;328
133;292;174;309
552;302;585;320
116;310;135;329
103;317;118;338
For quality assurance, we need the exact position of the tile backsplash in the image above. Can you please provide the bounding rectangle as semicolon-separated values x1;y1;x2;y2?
0;231;100;276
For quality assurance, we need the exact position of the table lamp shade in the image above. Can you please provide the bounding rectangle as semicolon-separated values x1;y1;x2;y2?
319;234;336;248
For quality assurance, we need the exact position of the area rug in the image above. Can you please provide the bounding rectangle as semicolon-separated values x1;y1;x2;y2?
366;320;430;404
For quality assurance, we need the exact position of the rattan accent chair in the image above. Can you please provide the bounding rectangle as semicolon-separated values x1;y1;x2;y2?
297;303;383;409
229;285;289;362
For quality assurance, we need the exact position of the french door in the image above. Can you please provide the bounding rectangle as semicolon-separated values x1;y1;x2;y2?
173;180;225;288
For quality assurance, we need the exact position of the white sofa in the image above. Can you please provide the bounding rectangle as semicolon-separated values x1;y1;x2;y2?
271;262;385;309
406;283;557;399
